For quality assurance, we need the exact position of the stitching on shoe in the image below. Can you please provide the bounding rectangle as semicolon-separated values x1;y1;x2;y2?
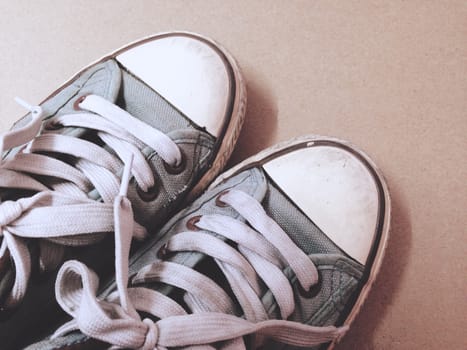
124;170;261;276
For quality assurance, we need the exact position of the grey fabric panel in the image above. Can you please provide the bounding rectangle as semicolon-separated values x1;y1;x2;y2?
263;255;363;350
113;66;219;229
262;254;363;324
117;67;194;133
293;255;363;327
5;60;121;160
123;167;268;279
8;57;219;349
12;60;121;129
24;169;270;350
0;61;124;349
44;59;122;117
24;166;365;350
128;129;215;229
262;180;344;256
250;177;365;350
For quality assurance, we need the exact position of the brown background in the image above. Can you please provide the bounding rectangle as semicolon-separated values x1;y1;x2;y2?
0;1;465;349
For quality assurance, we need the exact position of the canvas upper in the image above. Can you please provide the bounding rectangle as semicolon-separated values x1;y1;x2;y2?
24;136;390;350
0;32;245;349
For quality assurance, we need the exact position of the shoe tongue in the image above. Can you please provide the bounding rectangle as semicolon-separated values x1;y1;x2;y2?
116;68;194;133
261;174;344;257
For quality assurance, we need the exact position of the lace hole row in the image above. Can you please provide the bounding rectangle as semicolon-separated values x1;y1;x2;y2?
297;273;322;298
186;215;202;231
163;151;186;175
70;95;187;203
135;150;186;202
44;94;88;130
73;94;89;111
44;118;62;130
215;190;230;207
182;191;230;231
136;183;159;202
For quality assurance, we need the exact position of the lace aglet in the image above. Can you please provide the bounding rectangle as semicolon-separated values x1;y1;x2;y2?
119;154;134;197
14;97;33;110
14;97;43;119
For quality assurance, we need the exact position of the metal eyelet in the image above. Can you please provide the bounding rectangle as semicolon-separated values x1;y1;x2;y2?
136;183;159;202
73;94;89;111
215;190;230;207
128;272;138;286
186;215;202;231
297;274;321;298
163;150;186;175
157;243;169;259
44;118;62;130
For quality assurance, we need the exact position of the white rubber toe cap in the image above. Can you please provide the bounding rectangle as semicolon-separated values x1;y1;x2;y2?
263;143;380;265
116;33;233;137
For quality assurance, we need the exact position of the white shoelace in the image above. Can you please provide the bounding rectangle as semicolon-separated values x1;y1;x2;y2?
0;94;181;308
53;189;348;349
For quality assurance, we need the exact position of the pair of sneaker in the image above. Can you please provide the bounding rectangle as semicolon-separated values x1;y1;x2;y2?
0;32;390;350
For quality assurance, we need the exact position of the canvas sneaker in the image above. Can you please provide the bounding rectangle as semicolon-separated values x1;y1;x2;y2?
26;135;390;350
0;32;246;348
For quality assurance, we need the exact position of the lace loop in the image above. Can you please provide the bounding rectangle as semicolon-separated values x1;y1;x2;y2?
80;95;182;166
54;190;347;349
55;259;100;318
0;94;178;307
222;189;319;288
0;200;24;228
140;318;159;350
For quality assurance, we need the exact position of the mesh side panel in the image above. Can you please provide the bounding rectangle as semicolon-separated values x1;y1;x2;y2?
129;133;215;229
291;265;360;326
117;67;193;133
262;180;343;255
116;66;217;229
265;263;361;350
262;179;364;350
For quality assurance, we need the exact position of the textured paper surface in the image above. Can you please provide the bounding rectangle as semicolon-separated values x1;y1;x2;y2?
0;1;465;349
